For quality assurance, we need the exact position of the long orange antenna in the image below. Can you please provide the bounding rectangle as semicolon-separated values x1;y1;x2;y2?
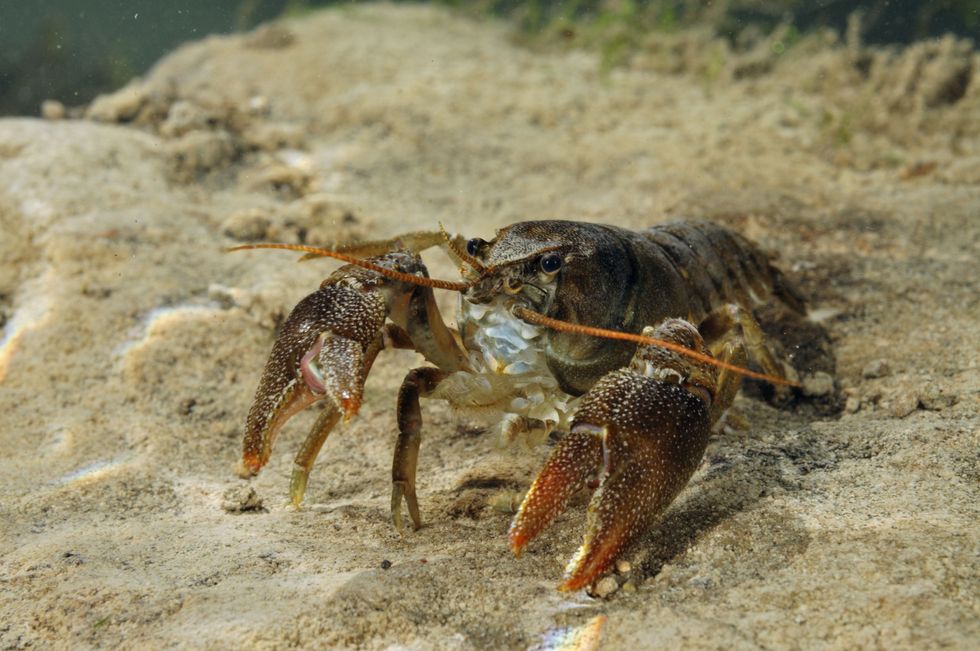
228;243;472;291
513;307;801;388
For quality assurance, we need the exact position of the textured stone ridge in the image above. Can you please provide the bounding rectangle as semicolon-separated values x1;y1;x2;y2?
0;5;977;649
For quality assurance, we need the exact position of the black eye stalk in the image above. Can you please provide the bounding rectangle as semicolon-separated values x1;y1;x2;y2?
539;252;563;274
466;238;486;256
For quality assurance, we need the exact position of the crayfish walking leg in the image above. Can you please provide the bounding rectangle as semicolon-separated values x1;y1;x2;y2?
391;367;449;533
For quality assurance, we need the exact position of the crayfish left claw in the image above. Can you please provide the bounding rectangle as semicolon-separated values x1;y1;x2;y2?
509;319;720;592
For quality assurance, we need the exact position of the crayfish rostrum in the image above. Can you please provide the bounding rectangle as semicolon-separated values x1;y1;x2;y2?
232;220;806;592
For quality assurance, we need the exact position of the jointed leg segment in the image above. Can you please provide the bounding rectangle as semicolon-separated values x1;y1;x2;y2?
699;304;786;375
391;366;448;533
289;406;341;507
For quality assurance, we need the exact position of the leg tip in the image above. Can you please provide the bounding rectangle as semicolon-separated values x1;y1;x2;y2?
235;457;261;479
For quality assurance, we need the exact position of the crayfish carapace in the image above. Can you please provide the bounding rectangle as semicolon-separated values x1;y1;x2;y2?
231;220;806;592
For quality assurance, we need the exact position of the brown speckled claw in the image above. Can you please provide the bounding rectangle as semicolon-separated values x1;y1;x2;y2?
237;281;387;480
236;250;471;511
509;319;728;592
236;253;431;503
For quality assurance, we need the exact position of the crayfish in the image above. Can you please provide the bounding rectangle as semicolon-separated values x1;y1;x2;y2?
231;220;805;592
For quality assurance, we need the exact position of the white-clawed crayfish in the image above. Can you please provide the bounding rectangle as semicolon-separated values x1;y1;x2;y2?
231;220;805;592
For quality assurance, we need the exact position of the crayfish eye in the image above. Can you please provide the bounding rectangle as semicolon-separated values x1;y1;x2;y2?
466;238;485;256
539;252;563;274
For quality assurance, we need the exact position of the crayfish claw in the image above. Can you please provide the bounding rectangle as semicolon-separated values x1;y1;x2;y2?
303;331;368;422
237;248;470;515
508;427;602;557
513;319;718;592
239;280;387;480
565;378;712;592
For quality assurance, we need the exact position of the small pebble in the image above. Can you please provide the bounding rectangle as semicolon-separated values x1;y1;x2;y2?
380;559;392;570
889;392;920;418
615;560;632;574
920;386;957;411
41;99;66;120
221;485;265;513
159;100;214;137
862;359;891;379
248;95;270;114
86;83;147;122
844;395;861;414
489;491;524;513
169;130;236;180
244;162;313;197
621;581;636;594
807;307;841;323
802;371;835;397
592;577;619;598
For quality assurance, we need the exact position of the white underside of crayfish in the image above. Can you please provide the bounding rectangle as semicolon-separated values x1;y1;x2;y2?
432;298;579;447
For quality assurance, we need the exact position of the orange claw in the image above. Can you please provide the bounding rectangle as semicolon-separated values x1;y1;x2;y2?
509;426;603;557
509;319;719;592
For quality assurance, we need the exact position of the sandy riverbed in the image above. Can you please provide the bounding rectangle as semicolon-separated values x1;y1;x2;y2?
1;5;977;649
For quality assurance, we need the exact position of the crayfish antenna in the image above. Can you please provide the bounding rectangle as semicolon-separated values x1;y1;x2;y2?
228;243;473;292
288;231;447;261
512;306;801;389
439;222;486;278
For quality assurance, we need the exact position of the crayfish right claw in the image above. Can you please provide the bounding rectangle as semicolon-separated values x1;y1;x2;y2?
235;247;470;513
300;331;368;421
239;283;387;478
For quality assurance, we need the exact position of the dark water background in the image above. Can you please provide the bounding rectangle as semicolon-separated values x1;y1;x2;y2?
1;0;977;117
